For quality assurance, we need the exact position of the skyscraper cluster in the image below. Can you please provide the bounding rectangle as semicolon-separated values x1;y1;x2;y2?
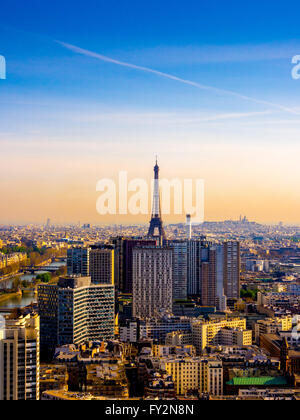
63;161;241;327
129;161;240;318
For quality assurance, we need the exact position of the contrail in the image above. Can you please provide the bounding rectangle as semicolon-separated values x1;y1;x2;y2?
57;40;300;117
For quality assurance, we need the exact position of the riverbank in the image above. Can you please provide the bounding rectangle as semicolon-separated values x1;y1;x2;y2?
0;291;22;304
0;271;20;283
0;261;65;308
0;290;35;309
0;257;63;283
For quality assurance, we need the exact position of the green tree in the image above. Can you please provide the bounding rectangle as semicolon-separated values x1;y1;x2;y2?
36;273;51;283
240;289;259;300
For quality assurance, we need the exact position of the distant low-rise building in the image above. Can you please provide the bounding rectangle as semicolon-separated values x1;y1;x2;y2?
191;318;249;353
254;317;293;344
152;344;196;357
39;364;68;398
86;362;129;398
165;331;193;346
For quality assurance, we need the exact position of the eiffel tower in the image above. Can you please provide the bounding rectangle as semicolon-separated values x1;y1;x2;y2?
148;158;166;240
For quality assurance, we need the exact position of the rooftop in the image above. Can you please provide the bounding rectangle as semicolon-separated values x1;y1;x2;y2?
227;376;288;387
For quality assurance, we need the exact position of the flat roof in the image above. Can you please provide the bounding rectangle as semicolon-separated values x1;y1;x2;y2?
227;377;288;386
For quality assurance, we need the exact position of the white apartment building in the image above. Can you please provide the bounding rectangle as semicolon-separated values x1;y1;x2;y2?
0;313;40;401
191;318;248;353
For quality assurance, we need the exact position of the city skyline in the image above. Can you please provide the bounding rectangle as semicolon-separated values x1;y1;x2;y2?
2;1;300;404
0;1;300;224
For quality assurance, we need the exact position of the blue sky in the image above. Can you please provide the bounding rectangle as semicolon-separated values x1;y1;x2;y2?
0;1;300;224
1;0;300;108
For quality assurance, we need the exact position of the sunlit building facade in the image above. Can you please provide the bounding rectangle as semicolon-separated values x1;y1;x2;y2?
38;276;115;356
0;313;40;401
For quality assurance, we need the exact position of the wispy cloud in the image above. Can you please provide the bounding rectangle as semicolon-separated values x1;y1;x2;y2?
74;110;273;125
122;42;300;65
57;41;300;117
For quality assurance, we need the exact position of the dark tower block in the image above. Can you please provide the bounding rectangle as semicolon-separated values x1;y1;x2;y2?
280;337;290;374
148;159;166;241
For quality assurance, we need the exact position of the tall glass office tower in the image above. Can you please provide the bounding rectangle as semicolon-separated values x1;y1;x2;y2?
38;276;114;358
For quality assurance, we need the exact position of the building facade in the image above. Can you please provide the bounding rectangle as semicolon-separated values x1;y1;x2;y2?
223;241;240;300
187;238;208;296
186;239;240;310
132;247;173;319
200;248;217;307
67;247;90;277
191;318;248;353
111;237;156;293
0;313;40;401
120;317;192;344
254;317;293;344
162;357;223;396
38;276;115;357
169;240;188;301
89;245;114;285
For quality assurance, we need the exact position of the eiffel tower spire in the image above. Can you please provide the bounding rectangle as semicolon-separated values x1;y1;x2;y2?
148;158;166;240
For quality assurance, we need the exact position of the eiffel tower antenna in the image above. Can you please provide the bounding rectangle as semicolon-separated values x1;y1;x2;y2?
148;158;166;240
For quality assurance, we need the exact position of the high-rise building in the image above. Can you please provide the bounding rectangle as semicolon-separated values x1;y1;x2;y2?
187;239;240;310
89;245;114;285
223;241;240;300
111;237;156;293
132;247;173;319
200;247;217;307
215;245;227;311
0;312;40;400
187;237;209;296
67;245;116;286
201;242;240;309
67;247;90;277
38;276;115;357
169;240;188;300
111;237;123;291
